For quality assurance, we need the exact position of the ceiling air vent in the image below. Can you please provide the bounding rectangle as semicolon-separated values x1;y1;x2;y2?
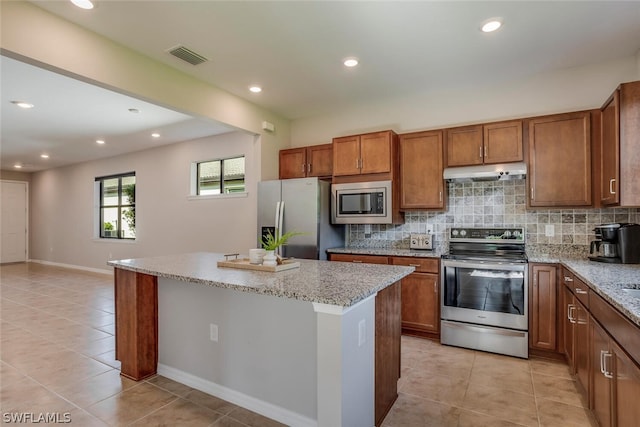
166;45;209;66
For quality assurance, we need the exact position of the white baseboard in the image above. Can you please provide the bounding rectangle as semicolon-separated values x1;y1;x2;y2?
157;364;317;427
29;259;113;276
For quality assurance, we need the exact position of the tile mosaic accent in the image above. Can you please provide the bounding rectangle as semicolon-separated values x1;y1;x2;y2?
348;180;640;252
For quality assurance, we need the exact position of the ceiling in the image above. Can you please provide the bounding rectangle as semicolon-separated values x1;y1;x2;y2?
2;1;640;172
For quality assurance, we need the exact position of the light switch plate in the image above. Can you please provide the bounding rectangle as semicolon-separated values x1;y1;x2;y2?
410;233;433;250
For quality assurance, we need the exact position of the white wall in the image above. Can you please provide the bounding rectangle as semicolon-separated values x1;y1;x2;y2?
29;132;259;271
290;55;639;146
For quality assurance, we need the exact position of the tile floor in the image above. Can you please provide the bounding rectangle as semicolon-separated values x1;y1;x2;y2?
0;262;597;426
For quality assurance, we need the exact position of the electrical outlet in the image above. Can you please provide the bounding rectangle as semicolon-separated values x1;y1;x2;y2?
209;324;219;342
545;224;555;237
364;224;371;234
358;319;366;347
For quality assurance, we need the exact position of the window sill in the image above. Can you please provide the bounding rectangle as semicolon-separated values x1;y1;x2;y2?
93;238;137;244
187;192;248;201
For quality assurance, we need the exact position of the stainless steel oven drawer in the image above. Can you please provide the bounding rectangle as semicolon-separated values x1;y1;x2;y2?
441;320;528;359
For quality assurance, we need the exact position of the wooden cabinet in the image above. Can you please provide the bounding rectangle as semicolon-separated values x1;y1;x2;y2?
328;253;389;264
612;339;640;427
529;263;557;351
375;281;401;426
333;130;396;176
591;319;613;427
399;130;445;210
527;111;592;207
561;269;589;394
390;257;439;338
445;120;522;167
600;80;640;206
279;143;332;179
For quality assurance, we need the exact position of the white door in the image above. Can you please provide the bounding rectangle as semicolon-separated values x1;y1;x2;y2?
1;181;28;263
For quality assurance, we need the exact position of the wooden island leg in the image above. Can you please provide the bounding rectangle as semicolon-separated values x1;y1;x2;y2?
114;268;158;380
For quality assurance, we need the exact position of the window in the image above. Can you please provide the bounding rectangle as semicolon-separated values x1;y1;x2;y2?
196;156;245;195
96;172;135;239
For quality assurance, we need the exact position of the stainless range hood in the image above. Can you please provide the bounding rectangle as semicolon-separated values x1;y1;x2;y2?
443;162;527;182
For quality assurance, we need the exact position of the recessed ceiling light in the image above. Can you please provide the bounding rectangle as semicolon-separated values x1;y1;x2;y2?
128;108;140;114
249;86;262;93
96;139;105;145
70;0;94;10
481;19;502;33
343;58;359;67
151;133;161;138
40;154;50;159
10;100;34;109
14;164;23;169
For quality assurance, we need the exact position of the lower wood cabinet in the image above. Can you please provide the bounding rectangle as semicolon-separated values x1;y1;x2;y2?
390;257;440;337
375;281;401;426
529;263;558;351
328;253;389;264
561;269;590;394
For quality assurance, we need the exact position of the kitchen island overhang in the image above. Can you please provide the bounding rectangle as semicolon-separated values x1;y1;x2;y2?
108;252;413;427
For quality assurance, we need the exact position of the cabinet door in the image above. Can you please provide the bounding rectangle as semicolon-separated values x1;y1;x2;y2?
400;272;439;334
483;120;523;164
445;125;483;167
600;90;620;206
528;112;592;207
279;148;307;179
574;299;590;392
332;135;361;176
529;264;557;351
613;339;640;427
590;320;613;427
360;131;392;174
399;131;445;209
563;285;576;369
306;144;333;177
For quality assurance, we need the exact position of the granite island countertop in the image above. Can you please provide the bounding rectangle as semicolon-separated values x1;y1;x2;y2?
108;252;414;307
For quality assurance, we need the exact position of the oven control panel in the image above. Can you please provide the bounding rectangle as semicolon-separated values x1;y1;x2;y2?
410;233;433;250
450;228;525;241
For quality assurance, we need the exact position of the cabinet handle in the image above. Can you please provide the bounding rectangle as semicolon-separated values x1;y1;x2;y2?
575;288;588;295
567;304;576;323
479;145;483;159
484;145;488;158
609;178;616;195
352;260;363;263
302;163;306;173
439;191;442;202
356;159;360;170
601;350;613;379
308;163;312;174
564;276;573;283
360;158;364;170
531;187;534;200
434;281;437;293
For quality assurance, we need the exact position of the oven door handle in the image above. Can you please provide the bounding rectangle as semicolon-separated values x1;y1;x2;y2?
442;321;527;338
441;259;526;271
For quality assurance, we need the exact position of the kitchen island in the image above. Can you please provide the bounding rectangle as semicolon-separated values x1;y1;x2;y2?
108;252;413;427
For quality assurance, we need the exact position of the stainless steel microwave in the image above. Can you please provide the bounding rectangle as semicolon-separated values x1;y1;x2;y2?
331;180;393;224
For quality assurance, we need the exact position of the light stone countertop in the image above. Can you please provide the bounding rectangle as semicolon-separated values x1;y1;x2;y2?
108;252;414;307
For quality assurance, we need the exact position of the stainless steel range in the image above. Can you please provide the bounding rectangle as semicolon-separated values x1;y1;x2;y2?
441;227;529;358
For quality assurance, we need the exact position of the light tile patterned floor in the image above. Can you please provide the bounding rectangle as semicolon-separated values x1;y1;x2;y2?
1;263;598;426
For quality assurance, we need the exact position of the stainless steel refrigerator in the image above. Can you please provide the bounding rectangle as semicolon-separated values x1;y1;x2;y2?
257;177;344;260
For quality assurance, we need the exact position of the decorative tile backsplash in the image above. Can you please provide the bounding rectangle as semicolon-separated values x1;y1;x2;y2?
347;180;640;252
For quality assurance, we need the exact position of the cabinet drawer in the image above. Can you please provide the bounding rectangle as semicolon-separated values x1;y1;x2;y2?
562;268;590;308
390;257;439;273
329;254;389;264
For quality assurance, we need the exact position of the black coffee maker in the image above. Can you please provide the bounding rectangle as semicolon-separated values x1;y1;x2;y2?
589;223;640;264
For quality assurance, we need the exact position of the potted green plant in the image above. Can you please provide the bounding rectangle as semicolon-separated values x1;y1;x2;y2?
261;229;304;265
103;222;116;237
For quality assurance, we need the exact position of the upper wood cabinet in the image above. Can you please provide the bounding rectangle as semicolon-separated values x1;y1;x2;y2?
399;130;445;210
445;120;523;167
600;80;640;206
527;111;592;207
279;143;332;179
333;130;396;176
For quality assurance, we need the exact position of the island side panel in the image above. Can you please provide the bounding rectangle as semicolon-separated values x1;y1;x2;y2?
375;281;401;426
114;268;158;381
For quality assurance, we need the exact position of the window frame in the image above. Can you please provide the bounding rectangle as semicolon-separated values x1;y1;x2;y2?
96;172;136;240
192;155;246;197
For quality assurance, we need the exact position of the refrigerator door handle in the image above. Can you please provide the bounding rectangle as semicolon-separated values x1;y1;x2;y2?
274;201;281;238
277;201;285;256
